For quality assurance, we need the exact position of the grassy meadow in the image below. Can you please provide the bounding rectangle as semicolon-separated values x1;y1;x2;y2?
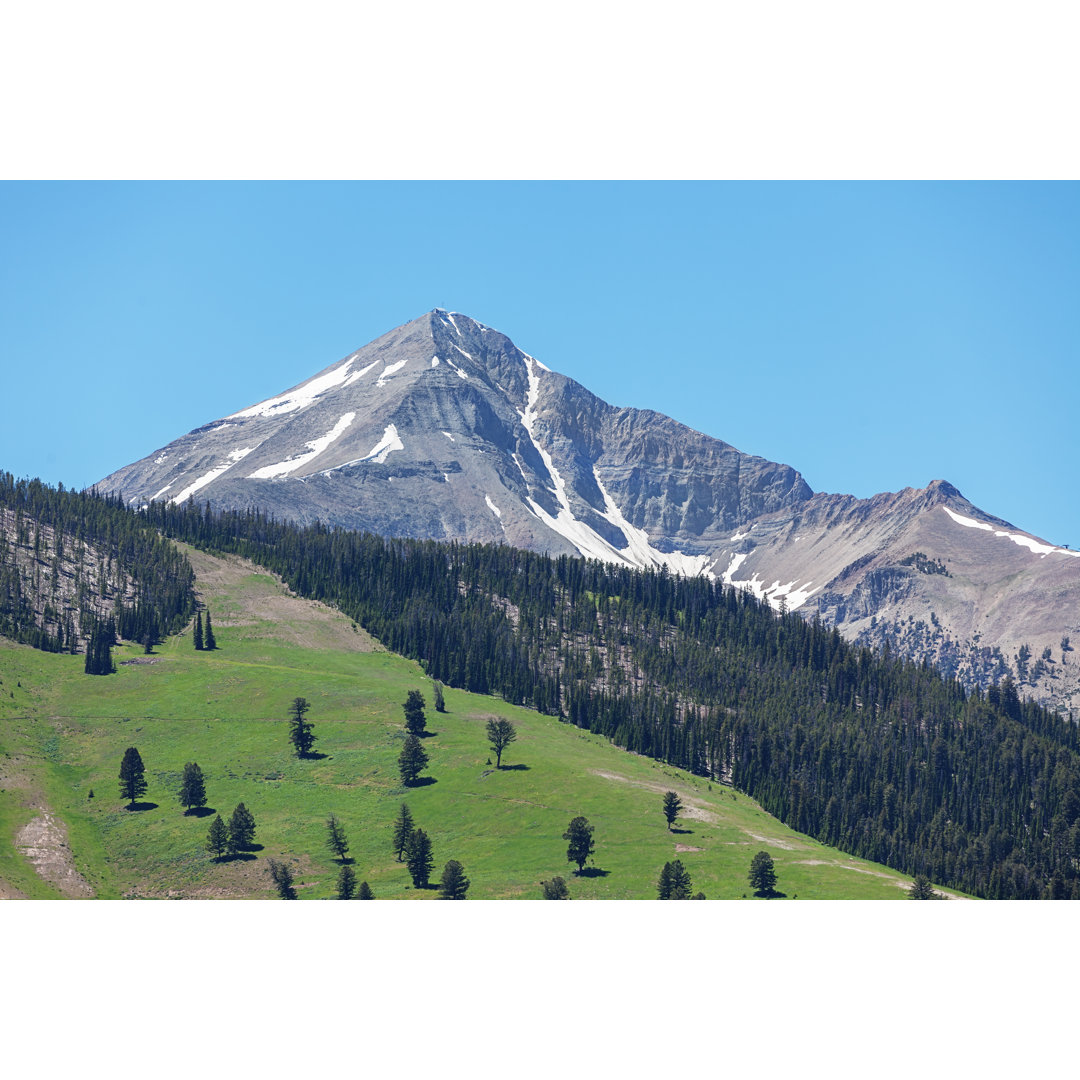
0;545;949;900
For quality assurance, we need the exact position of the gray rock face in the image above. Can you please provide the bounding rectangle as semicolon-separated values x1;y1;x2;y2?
97;309;1080;712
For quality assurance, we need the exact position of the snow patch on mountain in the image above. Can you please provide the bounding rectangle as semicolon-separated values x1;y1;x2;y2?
247;414;356;479
446;357;469;380
377;359;408;387
942;506;1080;558
485;495;502;518
442;431;456;442
170;446;258;503
359;424;404;465
431;355;440;368
344;360;379;387
230;361;356;419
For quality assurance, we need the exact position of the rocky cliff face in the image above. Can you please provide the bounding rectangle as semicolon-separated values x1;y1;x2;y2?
97;309;1080;712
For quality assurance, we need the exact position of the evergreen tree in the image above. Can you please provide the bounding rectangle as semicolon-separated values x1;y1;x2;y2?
433;681;446;713
203;608;216;650
405;828;434;888
662;790;682;831
178;761;207;814
392;803;415;861
267;859;297;899
84;618;116;675
403;689;427;736
398;733;429;785
749;850;777;896
337;864;357;899
357;881;374;899
118;746;147;807
541;876;570;899
229;802;257;850
485;717;517;768
193;610;204;651
288;696;317;757
563;816;595;873
438;859;470;899
206;814;230;860
326;813;350;862
908;875;936;899
668;859;693;899
657;861;673;899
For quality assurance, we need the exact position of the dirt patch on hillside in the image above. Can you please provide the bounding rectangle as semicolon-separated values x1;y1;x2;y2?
0;878;28;899
675;843;703;853
176;543;381;653
15;810;94;898
743;830;796;850
588;769;719;822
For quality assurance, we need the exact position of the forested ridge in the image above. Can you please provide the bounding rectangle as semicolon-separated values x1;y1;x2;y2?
136;498;1080;900
0;474;195;653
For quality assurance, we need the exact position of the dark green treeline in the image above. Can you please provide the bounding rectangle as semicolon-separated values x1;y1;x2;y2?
142;498;1080;900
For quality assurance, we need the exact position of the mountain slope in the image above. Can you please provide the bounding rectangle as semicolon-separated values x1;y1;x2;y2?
96;310;1080;710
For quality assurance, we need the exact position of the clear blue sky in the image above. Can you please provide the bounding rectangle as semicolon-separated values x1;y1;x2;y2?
2;181;1078;545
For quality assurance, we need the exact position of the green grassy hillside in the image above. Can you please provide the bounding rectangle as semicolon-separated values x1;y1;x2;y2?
0;545;960;899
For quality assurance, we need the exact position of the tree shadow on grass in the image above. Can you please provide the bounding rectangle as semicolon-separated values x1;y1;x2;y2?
670;827;694;835
298;751;329;761
124;802;158;812
404;776;437;788
225;852;259;863
573;867;610;878
418;730;438;739
499;763;530;771
237;843;264;853
186;806;216;818
753;889;787;899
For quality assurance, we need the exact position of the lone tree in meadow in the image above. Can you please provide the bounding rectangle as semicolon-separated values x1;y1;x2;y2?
909;874;936;900
337;864;357;900
405;828;434;888
438;860;470;900
541;876;570;900
178;762;207;814
749;850;777;897
326;814;350;863
203;608;216;650
288;697;317;757
268;859;297;899
662;791;682;831
563;816;595;873
357;881;374;900
118;747;147;808
485;717;517;769
206;814;231;860
403;689;427;737
229;803;257;850
392;803;415;861
433;681;446;713
398;734;429;785
657;859;693;899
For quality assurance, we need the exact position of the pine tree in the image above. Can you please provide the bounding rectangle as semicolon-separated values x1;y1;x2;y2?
326;813;350;862
398;734;429;785
84;618;115;675
118;746;147;807
403;689;427;736
267;859;297;899
485;717;517;768
433;681;446;713
178;762;207;815
203;608;216;650
657;861;674;899
392;803;415;861
668;859;693;899
337;864;357;899
662;791;682;831
563;816;595;873
541;876;570;899
357;881;374;899
749;850;777;896
405;828;434;888
193;610;204;651
206;814;230;860
288;696;317;757
908;874;936;899
438;860;470;899
229;802;256;850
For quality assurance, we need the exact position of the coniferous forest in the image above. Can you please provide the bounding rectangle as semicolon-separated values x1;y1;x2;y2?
0;473;195;653
5;480;1080;899
135;498;1080;900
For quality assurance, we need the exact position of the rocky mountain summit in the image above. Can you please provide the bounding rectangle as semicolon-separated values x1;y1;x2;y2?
97;310;1080;712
